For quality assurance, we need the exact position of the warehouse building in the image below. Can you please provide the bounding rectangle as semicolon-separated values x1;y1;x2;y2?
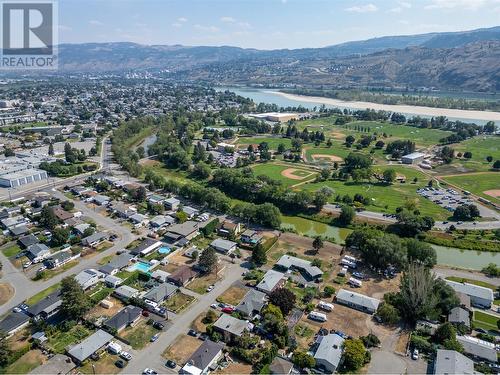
0;168;48;187
401;152;425;165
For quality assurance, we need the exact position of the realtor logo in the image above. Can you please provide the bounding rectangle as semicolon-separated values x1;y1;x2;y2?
0;1;57;69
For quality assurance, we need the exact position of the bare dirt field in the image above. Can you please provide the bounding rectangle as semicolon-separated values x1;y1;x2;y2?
191;310;222;332
86;297;124;319
163;335;202;363
217;285;247;306
311;154;343;162
214;359;252;375
281;168;315;180
484;189;500;198
0;282;14;305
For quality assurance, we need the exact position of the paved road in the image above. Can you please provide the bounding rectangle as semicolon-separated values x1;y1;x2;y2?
0;189;136;316
434;267;500;287
123;262;245;375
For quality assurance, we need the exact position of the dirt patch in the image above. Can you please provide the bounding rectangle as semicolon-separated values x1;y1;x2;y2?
484;189;500;198
217;285;247;306
163;335;202;363
395;330;411;355
281;168;314;180
86;297;124;319
214;359;253;375
191;310;222;332
330;132;345;140
187;273;219;294
139;159;160;167
0;283;14;305
311;154;343;162
272;232;342;263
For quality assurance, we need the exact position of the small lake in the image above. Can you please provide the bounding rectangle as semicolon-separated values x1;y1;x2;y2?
218;87;493;125
280;216;498;270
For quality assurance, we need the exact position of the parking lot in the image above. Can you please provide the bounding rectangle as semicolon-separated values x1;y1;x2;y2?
417;187;475;216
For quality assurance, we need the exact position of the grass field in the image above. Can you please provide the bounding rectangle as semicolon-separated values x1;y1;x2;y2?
1;243;21;258
26;282;61;305
120;320;157;350
236;136;292;150
47;325;91;353
4;349;45;374
442;172;500;204
304;143;352;162
252;163;317;186
301;165;450;218
473;311;499;333
448;136;500;172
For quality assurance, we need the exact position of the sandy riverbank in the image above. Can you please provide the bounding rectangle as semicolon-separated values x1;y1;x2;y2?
271;91;500;122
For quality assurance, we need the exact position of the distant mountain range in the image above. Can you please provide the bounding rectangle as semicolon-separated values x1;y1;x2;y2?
55;26;500;91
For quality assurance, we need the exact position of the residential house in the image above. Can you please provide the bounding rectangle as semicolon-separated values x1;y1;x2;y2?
335;289;381;314
44;250;75;269
26;290;62;320
129;238;162;256
165;221;200;243
433;350;474;375
104;275;123;288
93;195;110;206
256;270;286;294
150;215;175;229
75;269;102;290
218;221;241;238
165;197;180;211
456;335;498;363
167;265;198;287
71;186;90;196
1;215;27;229
444;280;494;309
275;255;323;280
151;269;170;283
113;285;140;301
129;213;149;227
143;283;178;306
104;305;142;333
81;232;109;247
52;207;73;222
26;243;51;263
99;253;134;275
210;238;237;254
0;312;30;337
269;357;293;375
180;340;225;375
147;194;166;206
213;314;250;343
30;354;75;375
448;307;470;328
67;329;113;364
110;202;136;219
17;234;39;249
314;333;345;374
73;223;90;236
235;289;267;318
9;224;28;236
240;229;263;246
182;206;199;219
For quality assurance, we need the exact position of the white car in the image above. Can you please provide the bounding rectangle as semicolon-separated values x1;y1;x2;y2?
120;351;132;361
210;303;218;309
23;261;32;269
143;369;157;375
206;285;214;292
411;349;419;360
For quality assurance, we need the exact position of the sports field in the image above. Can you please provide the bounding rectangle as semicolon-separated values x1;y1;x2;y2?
448;136;500;172
442;172;500;204
251;163;317;186
236;136;292;150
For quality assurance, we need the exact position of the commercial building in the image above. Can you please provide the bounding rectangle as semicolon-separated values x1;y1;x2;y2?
249;112;298;123
0;168;48;188
401;152;425;165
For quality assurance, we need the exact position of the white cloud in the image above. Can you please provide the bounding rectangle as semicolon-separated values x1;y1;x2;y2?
424;0;498;10
177;17;188;23
89;20;103;26
172;22;182;28
58;24;72;31
220;16;236;23
194;24;220;33
345;3;378;12
389;1;412;12
238;21;251;29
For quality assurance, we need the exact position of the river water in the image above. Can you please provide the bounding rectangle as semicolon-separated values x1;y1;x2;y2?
219;87;498;125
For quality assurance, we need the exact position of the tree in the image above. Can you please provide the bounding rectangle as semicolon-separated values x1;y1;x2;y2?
486;155;493;162
383;168;396;183
439;146;455;164
0;331;12;367
481;263;500;277
312;236;323;254
192;162;211;179
405;239;436;268
342;339;368;371
252;243;267;266
198;247;218;274
338;205;355;226
434;322;456;344
463;151;472;159
61;200;74;211
345;135;355;147
40;206;59;229
48;142;54;156
443;338;464;352
292;351;315;369
131;186;147;202
64;143;76;163
277;143;286;154
83;227;95;237
494;160;500;170
376;302;400;324
483;121;497;133
136;146;145;159
361;333;380;348
453;204;480;221
269;288;296;315
60;276;91;320
51;227;70;246
176;210;188;223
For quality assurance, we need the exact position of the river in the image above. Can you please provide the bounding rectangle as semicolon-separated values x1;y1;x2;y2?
219;87;500;125
280;216;498;270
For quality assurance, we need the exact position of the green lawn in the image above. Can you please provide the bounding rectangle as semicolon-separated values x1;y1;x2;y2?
445;276;496;291
442;172;500;204
236;136;292;150
454;136;500;168
473;311;499;332
47;325;92;353
1;243;21;258
120;321;157;350
164;292;195;313
251;163;317;186
25;282;61;305
3;349;45;374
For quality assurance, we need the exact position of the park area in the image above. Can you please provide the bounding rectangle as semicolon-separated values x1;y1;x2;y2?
442;172;500;204
236;136;292;150
251;163;317;186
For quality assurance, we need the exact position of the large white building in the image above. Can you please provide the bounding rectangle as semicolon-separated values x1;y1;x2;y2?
0;168;47;188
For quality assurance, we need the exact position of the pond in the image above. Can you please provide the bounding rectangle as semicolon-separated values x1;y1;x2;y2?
280;215;349;244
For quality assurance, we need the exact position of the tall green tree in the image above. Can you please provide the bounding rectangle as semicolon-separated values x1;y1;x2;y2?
312;236;323;254
342;339;368;371
0;331;12;367
60;276;91;320
199;247;218;274
252;243;267;266
40;206;59;229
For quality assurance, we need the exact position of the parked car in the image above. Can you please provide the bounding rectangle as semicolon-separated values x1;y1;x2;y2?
153;321;164;330
150;333;160;342
199;333;208;341
206;285;214;292
120;352;132;361
210;303;218;309
142;310;150;317
188;329;198;337
165;360;176;369
115;360;125;368
23;261;32;269
143;368;157;375
411;349;419;360
222;307;234;314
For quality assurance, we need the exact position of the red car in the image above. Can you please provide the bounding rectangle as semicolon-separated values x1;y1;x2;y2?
221;307;234;314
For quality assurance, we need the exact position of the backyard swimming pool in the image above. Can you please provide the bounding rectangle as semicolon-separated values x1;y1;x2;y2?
127;261;152;273
158;246;171;255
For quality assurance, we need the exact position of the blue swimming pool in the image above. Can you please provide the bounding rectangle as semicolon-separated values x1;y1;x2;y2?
158;246;171;255
127;261;152;273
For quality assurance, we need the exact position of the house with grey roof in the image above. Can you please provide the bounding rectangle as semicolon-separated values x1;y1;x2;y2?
30;354;75;375
433;349;474;375
448;307;470;328
456;335;498;363
75;269;102;290
269;357;293;375
240;229;263;246
104;275;123;288
210;238;237;254
165;221;200;242
113;285;140;301
26;290;62;320
129;238;161;256
147;194;166;205
143;283;178;305
67;329;113;364
213;314;250;343
182;206;199;219
26;243;50;263
165;197;180;211
73;223;90;236
104;305;142;332
180;340;225;375
256;270;286;295
98;253;134;275
18;234;39;249
129;213;149;227
0;312;30;337
235;289;267;318
93;194;110;206
275;255;323;280
150;215;175;229
313;333;345;373
335;289;380;314
81;231;109;247
44;250;75;269
444;280;494;309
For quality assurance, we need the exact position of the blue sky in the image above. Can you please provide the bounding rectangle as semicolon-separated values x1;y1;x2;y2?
58;0;499;49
